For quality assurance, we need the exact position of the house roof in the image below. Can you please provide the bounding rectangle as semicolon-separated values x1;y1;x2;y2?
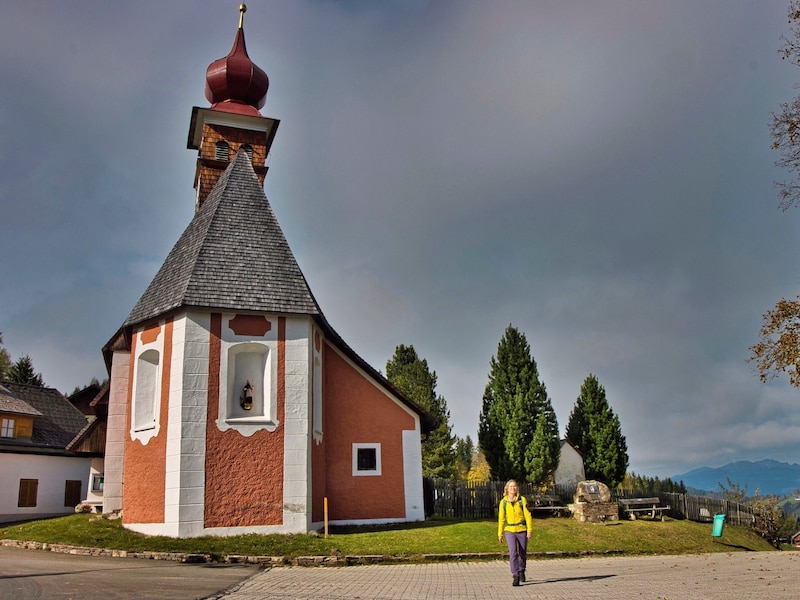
124;149;321;327
66;383;108;454
0;381;89;452
0;383;42;417
560;438;583;457
88;382;109;413
67;383;102;416
65;417;106;455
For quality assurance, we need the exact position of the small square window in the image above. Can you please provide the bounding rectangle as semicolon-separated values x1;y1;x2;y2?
352;443;381;476
357;448;376;471
92;474;104;494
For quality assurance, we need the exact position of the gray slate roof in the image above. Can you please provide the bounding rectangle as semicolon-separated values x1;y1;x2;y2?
0;382;88;450
116;149;432;431
124;150;320;327
0;383;42;417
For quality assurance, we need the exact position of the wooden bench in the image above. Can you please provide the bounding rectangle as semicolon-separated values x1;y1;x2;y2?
527;494;568;517
619;497;670;521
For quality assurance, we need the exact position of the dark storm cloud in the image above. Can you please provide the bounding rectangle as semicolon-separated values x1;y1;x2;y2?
1;0;798;475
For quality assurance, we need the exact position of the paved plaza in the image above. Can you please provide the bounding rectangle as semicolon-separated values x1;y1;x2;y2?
219;551;800;600
1;544;798;599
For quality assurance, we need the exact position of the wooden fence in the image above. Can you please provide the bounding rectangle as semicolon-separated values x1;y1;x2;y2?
428;479;755;527
659;492;754;526
428;479;576;520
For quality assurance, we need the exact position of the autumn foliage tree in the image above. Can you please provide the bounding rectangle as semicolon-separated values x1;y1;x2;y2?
772;0;800;210
750;2;800;384
750;297;800;387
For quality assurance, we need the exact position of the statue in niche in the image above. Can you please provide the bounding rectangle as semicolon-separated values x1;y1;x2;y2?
240;379;254;410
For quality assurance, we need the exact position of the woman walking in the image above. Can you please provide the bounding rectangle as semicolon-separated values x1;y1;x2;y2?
497;479;533;586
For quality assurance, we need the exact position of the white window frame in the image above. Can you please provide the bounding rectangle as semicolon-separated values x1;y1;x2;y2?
132;349;160;433
1;417;15;438
216;314;279;436
130;326;164;444
222;342;274;425
352;443;382;476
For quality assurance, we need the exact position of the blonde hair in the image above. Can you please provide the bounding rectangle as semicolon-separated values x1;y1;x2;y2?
504;479;519;496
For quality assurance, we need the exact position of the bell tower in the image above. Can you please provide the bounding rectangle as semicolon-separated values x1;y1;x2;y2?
186;3;279;211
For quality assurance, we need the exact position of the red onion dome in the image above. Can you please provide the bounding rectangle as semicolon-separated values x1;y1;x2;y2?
204;5;268;116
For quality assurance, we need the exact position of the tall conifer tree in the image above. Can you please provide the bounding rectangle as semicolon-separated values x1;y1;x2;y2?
386;344;457;479
478;325;560;485
454;435;474;478
0;333;11;380
6;355;45;387
565;374;628;487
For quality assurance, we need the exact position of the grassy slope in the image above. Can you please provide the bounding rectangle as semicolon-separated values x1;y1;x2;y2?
0;515;779;559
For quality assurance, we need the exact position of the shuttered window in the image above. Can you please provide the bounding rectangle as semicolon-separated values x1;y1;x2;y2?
64;480;82;507
18;479;38;508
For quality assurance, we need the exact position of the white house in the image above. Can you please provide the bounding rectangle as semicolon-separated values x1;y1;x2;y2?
554;439;585;488
0;382;93;523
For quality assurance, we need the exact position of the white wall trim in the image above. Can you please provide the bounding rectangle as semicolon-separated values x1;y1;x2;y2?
216;313;279;436
130;324;165;445
352;443;382;476
402;429;424;521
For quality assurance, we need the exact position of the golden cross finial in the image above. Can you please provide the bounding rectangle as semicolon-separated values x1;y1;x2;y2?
239;4;247;29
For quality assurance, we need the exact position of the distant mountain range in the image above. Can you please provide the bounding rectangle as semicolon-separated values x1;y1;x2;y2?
671;460;800;497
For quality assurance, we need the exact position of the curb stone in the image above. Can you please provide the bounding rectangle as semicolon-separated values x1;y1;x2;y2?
1;538;626;566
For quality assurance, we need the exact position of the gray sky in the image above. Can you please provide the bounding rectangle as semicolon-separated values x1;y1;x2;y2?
2;0;799;478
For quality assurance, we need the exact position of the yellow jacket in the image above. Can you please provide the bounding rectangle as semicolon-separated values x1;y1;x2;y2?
498;494;533;537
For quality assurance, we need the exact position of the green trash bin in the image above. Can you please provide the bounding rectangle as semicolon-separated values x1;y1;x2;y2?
712;513;725;537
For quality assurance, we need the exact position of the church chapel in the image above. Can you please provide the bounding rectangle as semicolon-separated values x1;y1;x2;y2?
101;5;428;537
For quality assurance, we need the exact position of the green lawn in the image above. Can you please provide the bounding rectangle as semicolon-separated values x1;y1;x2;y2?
0;514;780;560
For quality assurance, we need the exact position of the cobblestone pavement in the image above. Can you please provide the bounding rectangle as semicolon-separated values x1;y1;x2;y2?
218;552;800;600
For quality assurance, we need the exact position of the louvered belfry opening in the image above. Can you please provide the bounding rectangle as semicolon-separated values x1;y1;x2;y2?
214;140;230;161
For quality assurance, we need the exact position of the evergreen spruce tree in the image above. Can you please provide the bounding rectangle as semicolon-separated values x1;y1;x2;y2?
0;333;11;380
386;344;457;479
6;355;45;387
565;374;628;487
478;325;560;485
454;435;474;479
478;384;509;481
